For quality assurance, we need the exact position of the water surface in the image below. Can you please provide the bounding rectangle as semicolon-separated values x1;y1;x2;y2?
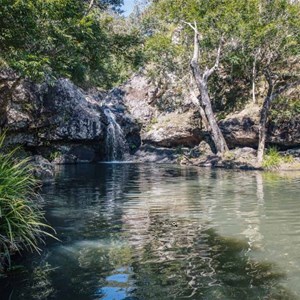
1;164;300;299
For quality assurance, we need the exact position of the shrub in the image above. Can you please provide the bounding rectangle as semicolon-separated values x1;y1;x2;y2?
0;135;56;271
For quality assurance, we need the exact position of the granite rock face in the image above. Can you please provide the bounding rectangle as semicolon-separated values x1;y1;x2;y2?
0;71;142;172
2;77;106;162
106;73;203;149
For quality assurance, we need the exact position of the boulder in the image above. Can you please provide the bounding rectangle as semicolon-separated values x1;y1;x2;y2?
105;73;203;149
52;154;77;165
219;105;260;148
142;112;202;148
29;155;54;182
219;104;300;149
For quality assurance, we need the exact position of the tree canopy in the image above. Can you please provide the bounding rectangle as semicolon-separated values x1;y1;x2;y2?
142;0;299;109
0;0;142;88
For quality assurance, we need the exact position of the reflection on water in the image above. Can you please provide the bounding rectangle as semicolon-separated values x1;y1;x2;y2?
1;164;300;299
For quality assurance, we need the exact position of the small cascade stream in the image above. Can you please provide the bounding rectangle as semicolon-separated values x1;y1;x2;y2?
104;108;128;161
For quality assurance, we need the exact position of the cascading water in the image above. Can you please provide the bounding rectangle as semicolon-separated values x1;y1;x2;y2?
104;108;128;161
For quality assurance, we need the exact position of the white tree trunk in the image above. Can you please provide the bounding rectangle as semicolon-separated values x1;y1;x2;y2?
185;21;228;154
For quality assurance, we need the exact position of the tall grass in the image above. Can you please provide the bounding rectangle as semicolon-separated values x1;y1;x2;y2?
0;134;56;271
262;146;295;169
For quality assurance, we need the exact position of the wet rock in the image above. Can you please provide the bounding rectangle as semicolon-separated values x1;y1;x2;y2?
39;79;104;142
52;154;77;165
29;155;54;182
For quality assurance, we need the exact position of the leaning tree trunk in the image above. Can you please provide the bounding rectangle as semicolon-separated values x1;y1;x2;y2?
257;69;300;165
186;21;228;154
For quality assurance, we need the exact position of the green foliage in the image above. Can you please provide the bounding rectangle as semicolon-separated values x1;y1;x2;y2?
141;0;300;112
262;146;295;169
49;151;60;161
270;95;300;122
0;135;56;271
0;0;143;89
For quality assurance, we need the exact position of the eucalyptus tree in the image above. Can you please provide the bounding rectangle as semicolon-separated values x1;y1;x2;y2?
144;0;251;153
245;0;300;164
143;0;300;158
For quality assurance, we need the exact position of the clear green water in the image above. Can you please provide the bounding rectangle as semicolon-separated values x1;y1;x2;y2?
1;164;300;300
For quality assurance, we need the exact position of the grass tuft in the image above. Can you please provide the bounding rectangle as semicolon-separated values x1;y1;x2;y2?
262;146;295;169
0;134;57;271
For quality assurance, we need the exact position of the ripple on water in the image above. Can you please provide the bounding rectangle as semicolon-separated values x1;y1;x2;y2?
1;165;300;300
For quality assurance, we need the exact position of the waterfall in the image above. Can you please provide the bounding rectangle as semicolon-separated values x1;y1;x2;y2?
104;108;127;161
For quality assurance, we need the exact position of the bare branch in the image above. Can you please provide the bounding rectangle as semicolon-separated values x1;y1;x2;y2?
203;37;223;80
182;21;197;32
182;20;201;64
271;79;300;101
84;0;95;16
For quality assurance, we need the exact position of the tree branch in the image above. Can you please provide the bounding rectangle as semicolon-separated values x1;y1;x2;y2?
203;37;223;80
84;0;95;16
263;68;300;100
182;21;201;65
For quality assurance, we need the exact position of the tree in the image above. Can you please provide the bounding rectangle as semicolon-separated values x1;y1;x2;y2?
257;71;300;164
143;0;249;153
0;0;142;89
84;0;124;15
142;0;300;158
251;0;300;164
185;21;228;154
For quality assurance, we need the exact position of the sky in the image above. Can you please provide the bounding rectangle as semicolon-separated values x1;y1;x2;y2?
121;0;136;16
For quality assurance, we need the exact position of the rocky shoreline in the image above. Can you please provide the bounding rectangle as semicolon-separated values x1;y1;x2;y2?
1;70;300;181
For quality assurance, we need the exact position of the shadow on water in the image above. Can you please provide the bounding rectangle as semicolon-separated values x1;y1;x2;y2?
0;164;299;300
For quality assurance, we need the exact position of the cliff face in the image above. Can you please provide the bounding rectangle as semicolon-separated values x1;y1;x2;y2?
0;70;141;164
116;73;300;152
107;73;204;149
